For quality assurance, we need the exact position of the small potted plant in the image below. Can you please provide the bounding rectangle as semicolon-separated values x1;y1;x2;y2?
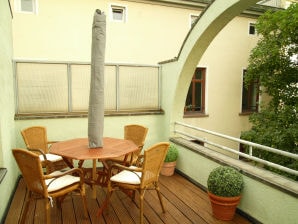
160;144;179;176
207;166;244;220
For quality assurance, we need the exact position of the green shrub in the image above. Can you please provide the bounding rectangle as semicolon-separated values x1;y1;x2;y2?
164;144;179;162
207;166;244;197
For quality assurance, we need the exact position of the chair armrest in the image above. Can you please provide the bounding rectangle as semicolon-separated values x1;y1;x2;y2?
44;168;85;189
48;141;58;151
135;154;144;167
28;148;47;161
44;168;84;179
109;163;142;176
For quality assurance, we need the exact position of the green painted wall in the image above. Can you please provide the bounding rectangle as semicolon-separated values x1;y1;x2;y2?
176;144;298;224
0;0;18;221
15;115;167;152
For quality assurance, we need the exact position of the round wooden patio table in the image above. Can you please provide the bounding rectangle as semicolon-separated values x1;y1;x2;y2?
50;137;138;198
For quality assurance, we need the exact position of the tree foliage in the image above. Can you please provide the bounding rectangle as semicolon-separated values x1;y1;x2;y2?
241;4;298;180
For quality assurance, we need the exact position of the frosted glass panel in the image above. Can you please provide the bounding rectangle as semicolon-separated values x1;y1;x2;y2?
17;63;68;113
119;66;159;110
104;65;117;110
15;62;160;114
71;64;90;111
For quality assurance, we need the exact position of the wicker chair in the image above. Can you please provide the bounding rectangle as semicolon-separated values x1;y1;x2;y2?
84;124;148;187
98;142;170;224
12;148;88;224
21;126;68;173
107;124;148;166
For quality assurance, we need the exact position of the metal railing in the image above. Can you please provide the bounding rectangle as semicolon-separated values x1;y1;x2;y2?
174;121;298;176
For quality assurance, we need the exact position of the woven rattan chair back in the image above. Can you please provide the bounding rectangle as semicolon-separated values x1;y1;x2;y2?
140;142;169;188
21;126;68;173
21;126;49;154
13;148;48;196
12;148;88;224
124;124;148;165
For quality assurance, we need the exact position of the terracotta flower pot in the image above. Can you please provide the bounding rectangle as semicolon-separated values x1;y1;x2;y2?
207;191;241;221
160;161;176;176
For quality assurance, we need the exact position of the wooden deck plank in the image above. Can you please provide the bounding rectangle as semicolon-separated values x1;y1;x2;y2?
145;188;187;224
4;178;26;224
161;174;251;224
160;174;219;223
85;185;103;224
4;173;252;224
156;183;207;223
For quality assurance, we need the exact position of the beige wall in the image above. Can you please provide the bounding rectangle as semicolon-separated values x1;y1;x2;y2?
186;16;258;138
12;0;196;64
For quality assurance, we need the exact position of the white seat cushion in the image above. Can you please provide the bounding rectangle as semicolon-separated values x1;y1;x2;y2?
39;153;63;162
45;171;80;192
110;166;142;185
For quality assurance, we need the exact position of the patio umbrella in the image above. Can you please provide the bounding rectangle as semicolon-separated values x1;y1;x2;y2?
88;9;106;148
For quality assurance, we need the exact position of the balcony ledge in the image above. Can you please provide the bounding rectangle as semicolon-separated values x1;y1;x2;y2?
170;137;298;198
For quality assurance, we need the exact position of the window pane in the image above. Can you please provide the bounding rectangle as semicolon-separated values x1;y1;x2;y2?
111;6;125;22
104;65;117;110
17;63;68;113
194;82;202;111
71;64;90;111
242;70;258;112
185;67;205;113
249;23;256;35
21;0;34;12
249;82;258;110
113;9;123;20
119;66;159;110
194;68;202;79
71;64;118;111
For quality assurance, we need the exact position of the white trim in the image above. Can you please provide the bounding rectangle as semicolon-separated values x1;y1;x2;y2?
14;0;38;14
248;22;257;36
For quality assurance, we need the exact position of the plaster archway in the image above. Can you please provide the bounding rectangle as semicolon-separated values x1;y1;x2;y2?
160;0;260;138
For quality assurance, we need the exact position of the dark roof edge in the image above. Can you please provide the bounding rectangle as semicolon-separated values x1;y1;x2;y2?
125;0;283;16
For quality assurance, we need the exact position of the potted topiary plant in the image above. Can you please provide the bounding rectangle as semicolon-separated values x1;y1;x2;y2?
207;166;244;221
160;144;179;176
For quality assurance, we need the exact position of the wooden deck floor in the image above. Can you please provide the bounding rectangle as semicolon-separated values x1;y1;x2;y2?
5;173;252;224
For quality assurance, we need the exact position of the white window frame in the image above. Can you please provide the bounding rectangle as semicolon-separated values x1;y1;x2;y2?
15;0;38;14
109;4;127;23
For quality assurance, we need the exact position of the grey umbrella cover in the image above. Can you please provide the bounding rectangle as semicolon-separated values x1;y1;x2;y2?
88;9;106;148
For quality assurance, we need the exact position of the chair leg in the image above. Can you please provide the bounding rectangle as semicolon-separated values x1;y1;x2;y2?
97;187;113;216
56;196;65;209
80;188;89;218
45;198;51;224
140;189;145;224
20;191;31;224
156;186;166;213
